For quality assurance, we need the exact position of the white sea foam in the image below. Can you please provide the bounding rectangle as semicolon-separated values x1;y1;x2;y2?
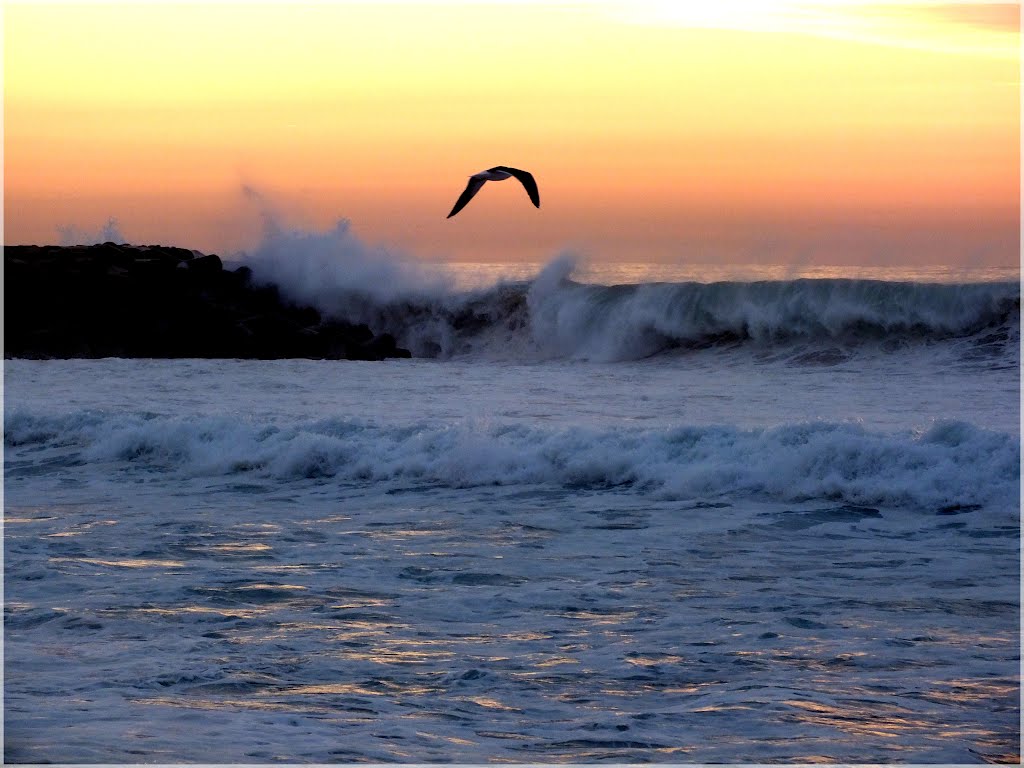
6;408;1017;511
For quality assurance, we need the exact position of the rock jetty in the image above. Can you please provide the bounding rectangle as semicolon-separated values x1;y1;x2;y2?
5;243;412;360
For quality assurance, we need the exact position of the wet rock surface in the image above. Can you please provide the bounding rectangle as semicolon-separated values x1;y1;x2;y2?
5;243;412;360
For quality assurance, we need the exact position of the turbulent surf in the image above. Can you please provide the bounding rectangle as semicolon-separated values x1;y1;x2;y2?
4;247;1019;763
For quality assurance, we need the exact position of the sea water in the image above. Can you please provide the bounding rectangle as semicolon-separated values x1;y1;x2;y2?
4;257;1020;762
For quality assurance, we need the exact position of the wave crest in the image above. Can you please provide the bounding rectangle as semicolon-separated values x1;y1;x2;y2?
6;410;1018;512
523;275;1019;361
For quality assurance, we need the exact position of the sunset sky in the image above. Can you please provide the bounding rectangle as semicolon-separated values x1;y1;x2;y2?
4;1;1020;266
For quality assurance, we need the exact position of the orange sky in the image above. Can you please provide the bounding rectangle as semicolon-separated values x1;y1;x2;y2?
4;1;1020;265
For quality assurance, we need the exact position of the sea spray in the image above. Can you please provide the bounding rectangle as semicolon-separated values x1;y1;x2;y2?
56;217;126;246
241;217;454;311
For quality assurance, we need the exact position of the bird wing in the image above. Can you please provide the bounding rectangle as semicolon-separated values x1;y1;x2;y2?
495;166;540;208
447;176;488;218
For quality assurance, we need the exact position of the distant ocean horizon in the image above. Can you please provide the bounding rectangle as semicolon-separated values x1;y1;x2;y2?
417;258;1022;290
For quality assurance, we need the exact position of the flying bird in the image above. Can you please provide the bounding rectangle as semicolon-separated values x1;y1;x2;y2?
447;166;540;218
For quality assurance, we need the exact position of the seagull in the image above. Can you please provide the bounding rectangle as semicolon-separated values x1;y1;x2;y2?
447;166;540;218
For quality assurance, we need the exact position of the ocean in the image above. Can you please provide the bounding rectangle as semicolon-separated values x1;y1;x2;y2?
3;254;1020;763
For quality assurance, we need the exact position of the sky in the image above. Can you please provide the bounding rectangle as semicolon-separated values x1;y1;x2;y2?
4;0;1020;266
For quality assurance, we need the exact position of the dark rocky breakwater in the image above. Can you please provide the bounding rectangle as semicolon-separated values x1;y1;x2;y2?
4;243;412;360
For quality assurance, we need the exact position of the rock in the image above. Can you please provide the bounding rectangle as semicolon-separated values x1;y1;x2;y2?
4;243;412;361
352;333;412;361
187;253;222;275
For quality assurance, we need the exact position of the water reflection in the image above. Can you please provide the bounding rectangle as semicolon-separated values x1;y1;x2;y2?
786;698;954;739
49;556;185;568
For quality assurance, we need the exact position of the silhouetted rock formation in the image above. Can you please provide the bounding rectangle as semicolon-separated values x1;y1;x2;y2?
4;243;412;360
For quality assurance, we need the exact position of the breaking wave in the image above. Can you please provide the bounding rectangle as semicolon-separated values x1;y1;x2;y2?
235;221;1018;362
6;409;1018;512
518;258;1020;362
